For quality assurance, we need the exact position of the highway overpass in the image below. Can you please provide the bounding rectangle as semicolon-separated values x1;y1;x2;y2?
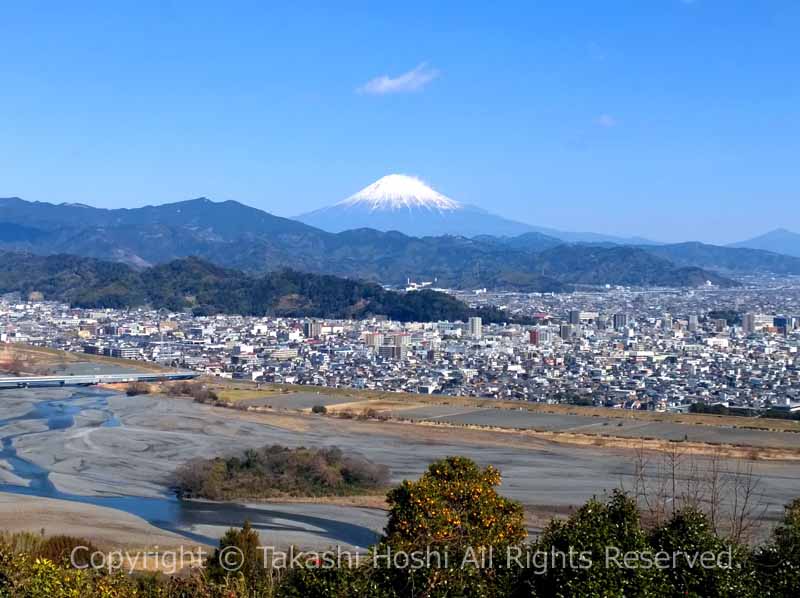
0;371;199;389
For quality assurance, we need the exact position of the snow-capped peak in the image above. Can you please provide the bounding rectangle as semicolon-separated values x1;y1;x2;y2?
338;174;461;212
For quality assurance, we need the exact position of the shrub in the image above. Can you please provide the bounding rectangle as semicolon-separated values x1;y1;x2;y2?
311;404;327;414
520;490;668;597
206;521;280;595
35;535;100;568
125;381;150;396
649;508;756;598
173;445;390;500
278;565;390;598
754;498;800;597
167;380;219;403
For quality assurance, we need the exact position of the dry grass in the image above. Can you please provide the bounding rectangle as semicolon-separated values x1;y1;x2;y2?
408;419;800;461
213;388;288;403
183;378;800;459
320;399;422;414
240;381;800;434
212;406;312;432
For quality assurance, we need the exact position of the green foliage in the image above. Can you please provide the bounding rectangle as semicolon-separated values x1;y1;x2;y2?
0;549;253;597
0;254;519;323
0;551;126;597
173;445;389;501
648;508;756;598
375;456;526;597
520;490;668;598
277;566;391;598
689;403;730;416
206;521;276;595
0;457;797;598
754;498;800;597
384;457;526;553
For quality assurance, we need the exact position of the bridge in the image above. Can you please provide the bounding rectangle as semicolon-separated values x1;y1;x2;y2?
0;371;199;389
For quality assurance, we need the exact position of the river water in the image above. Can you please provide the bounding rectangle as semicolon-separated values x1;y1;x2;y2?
0;387;381;549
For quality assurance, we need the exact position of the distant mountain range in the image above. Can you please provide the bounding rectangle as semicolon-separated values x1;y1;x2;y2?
6;194;800;291
0;253;518;323
729;228;800;258
0;195;743;290
297;174;654;244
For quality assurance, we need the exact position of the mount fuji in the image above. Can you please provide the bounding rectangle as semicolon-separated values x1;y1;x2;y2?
297;174;544;238
297;174;655;244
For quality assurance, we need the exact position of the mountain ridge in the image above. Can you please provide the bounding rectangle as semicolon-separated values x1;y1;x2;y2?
729;228;800;258
0;195;743;290
0;252;519;323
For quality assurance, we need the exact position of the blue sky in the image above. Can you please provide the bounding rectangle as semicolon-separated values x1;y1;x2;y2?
1;1;798;244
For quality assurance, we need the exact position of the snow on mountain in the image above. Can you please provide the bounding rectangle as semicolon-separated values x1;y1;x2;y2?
297;174;539;237
296;174;658;243
339;174;461;212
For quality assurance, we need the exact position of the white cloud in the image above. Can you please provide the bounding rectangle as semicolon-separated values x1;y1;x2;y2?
357;63;440;95
595;114;618;128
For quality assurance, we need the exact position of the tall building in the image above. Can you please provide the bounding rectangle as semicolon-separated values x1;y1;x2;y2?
364;332;384;352
529;328;540;345
379;343;407;360
774;316;789;335
303;320;322;339
568;310;581;325
742;313;755;334
393;333;411;347
468;317;483;340
688;314;699;332
613;313;629;330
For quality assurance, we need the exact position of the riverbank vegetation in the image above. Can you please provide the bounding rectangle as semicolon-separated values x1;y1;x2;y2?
166;380;219;403
172;444;390;501
125;381;151;396
1;455;799;597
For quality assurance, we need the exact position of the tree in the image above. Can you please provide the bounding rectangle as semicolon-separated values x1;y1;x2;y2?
206;520;278;595
627;444;766;542
518;490;668;598
648;508;756;598
754;498;800;597
374;456;526;597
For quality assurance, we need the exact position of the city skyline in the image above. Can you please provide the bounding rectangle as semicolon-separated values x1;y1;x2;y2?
1;2;798;244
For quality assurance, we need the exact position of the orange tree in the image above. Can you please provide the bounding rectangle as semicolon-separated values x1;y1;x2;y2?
374;456;526;597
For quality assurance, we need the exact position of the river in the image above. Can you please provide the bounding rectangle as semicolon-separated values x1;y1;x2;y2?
0;386;382;549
